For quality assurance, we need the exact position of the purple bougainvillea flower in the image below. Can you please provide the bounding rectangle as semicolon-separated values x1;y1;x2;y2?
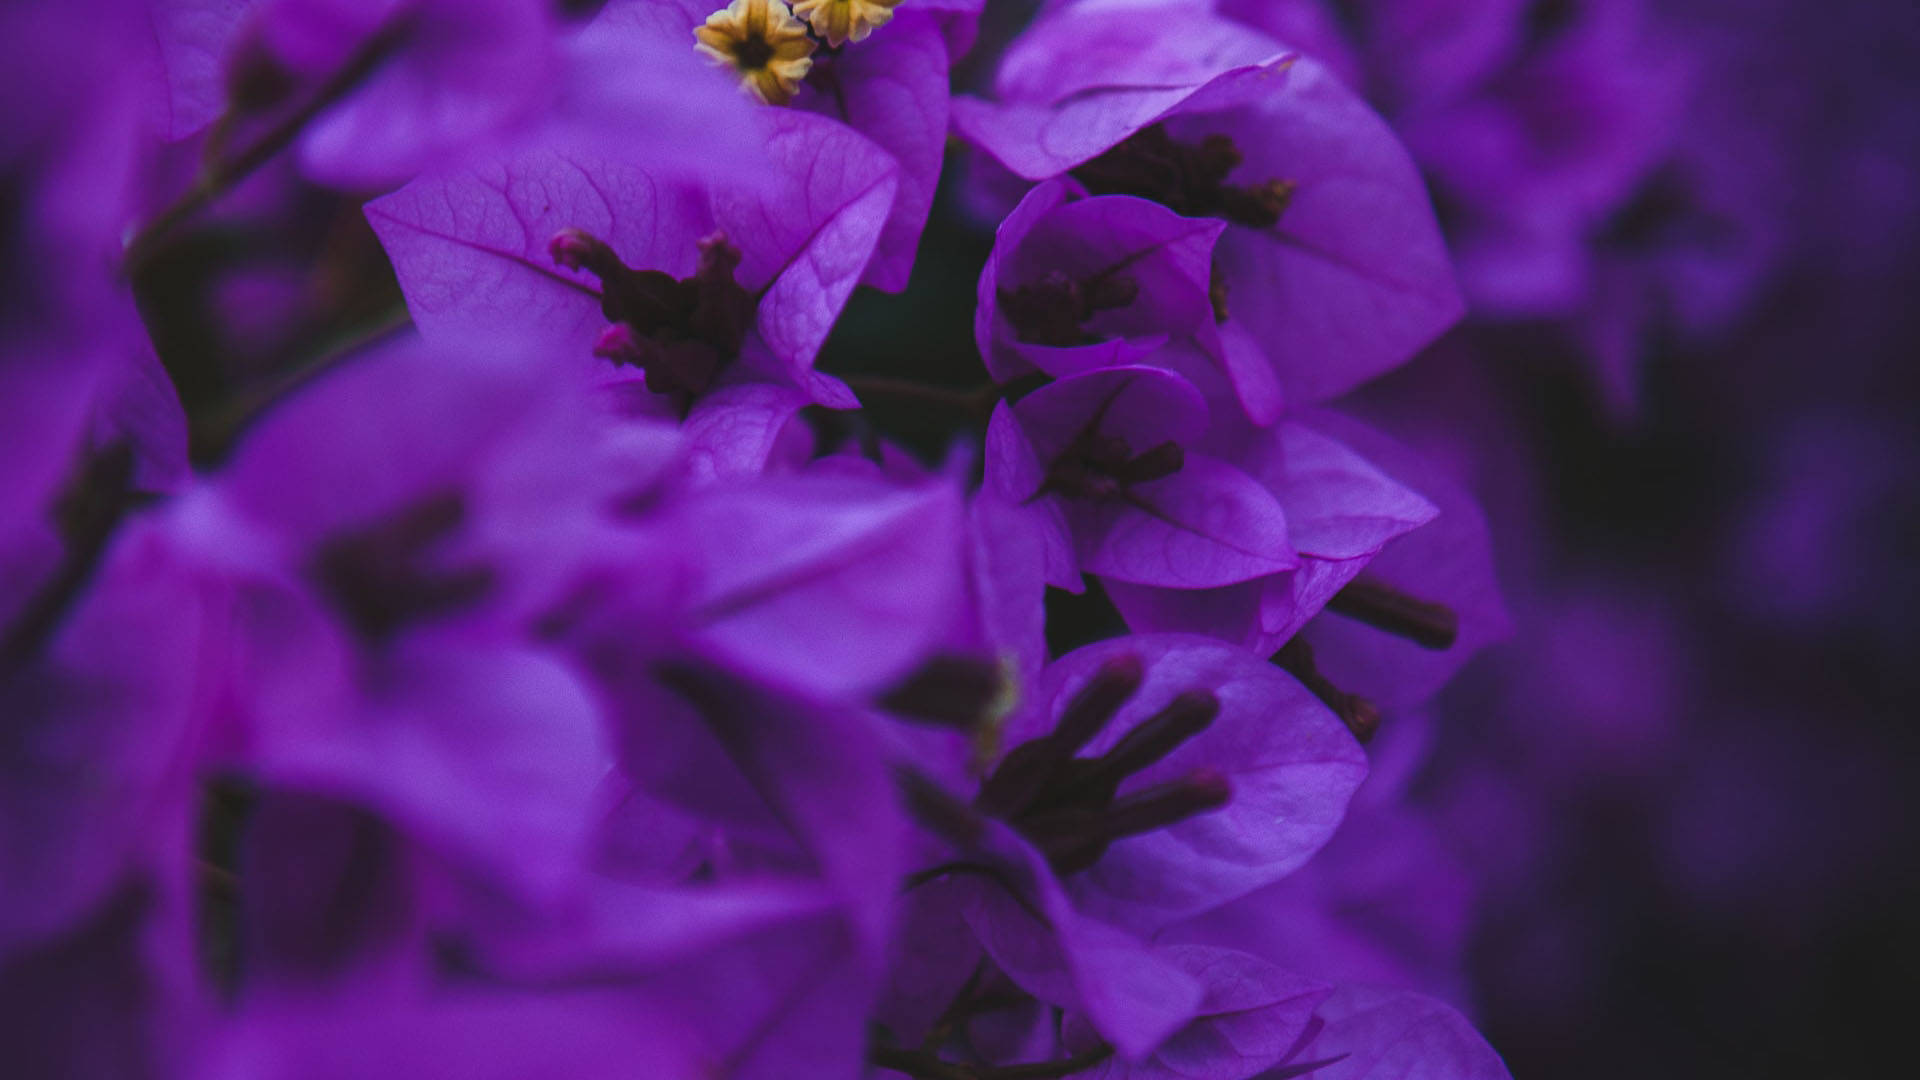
239;0;561;188
1216;0;1722;412
882;632;1364;1065
1165;711;1479;1005
1;517;208;959
986;365;1297;593
1;878;203;1078
612;468;971;699
207;984;708;1080
994;634;1368;932
1288;985;1513;1080
1296;409;1510;711
1059;945;1332;1080
1086;414;1435;666
467;879;888;1080
3;5;191;498
956;2;1462;404
976;180;1229;385
369;108;897;475
918;815;1207;1060
143;0;259;140
162;336;658;905
591;0;948;291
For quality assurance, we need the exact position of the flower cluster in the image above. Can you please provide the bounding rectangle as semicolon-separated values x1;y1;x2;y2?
4;1;1511;1076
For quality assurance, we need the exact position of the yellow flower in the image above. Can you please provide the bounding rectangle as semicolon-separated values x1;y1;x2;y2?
789;0;903;47
694;0;817;106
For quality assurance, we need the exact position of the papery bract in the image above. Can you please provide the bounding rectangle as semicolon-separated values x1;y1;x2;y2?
1103;418;1439;653
1000;635;1367;931
165;336;648;906
593;0;947;291
1060;945;1331;1080
249;0;560;188
944;819;1206;1060
369;110;897;473
987;366;1298;593
1290;985;1513;1080
977;180;1224;386
956;4;1462;403
1297;410;1509;710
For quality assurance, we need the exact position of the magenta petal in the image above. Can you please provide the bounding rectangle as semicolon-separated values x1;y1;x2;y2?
0;522;205;953
670;474;967;697
679;380;811;483
985;402;1082;592
1013;635;1368;931
604;672;907;966
964;493;1052;688
1012;366;1209;463
983;187;1228;381
290;0;562;189
1070;451;1296;589
994;3;1282;106
953;57;1291;182
1062;945;1332;1080
1103;577;1267;646
243;643;608;905
955;820;1205;1059
714;110;900;374
94;339;191;495
797;12;949;292
208;984;710;1080
1258;423;1439;561
555;13;767;183
1299;411;1511;709
977;179;1073;381
366;148;711;357
1196;56;1464;403
146;0;255;140
1215;321;1284;427
480;879;880;1080
1295;985;1513;1080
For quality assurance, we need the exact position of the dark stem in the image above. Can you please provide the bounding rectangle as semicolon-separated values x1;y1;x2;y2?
0;444;144;667
1326;577;1460;650
922;958;991;1052
841;375;1005;418
123;21;408;275
1274;637;1382;743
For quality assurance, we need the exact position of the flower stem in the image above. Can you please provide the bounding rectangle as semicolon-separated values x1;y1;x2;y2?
122;22;407;276
841;374;1005;418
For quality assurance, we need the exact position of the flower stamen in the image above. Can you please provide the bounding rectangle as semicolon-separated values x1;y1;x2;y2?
790;0;903;47
695;0;818;106
1072;124;1300;228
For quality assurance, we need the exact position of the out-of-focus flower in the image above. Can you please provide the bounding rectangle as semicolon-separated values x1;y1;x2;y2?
601;0;952;290
956;2;1463;404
